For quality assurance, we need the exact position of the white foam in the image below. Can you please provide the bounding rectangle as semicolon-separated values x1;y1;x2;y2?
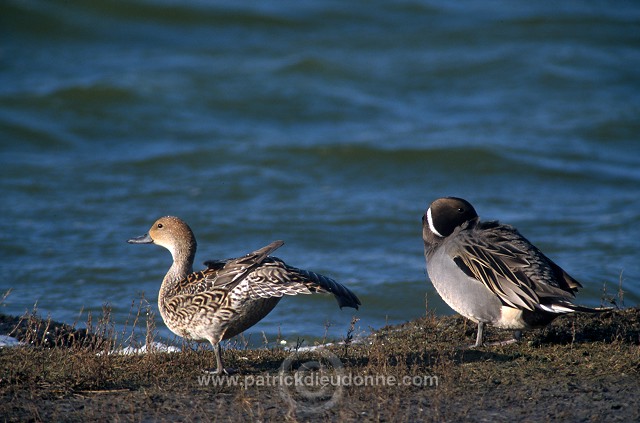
99;342;181;356
0;335;23;348
285;336;366;353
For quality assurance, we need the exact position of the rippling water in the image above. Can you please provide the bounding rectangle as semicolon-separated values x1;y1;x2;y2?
2;0;639;345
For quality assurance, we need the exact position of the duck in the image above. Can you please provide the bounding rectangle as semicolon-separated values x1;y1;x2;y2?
422;197;608;347
128;216;360;373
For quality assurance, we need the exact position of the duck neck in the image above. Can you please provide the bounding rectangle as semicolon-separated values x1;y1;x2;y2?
159;238;197;302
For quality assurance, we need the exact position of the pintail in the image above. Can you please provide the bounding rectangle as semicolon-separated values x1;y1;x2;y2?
128;216;360;373
422;197;609;347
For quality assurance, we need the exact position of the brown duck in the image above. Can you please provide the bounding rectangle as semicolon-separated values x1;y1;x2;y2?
128;216;360;373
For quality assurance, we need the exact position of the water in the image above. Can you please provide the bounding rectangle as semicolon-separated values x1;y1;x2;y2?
2;0;639;346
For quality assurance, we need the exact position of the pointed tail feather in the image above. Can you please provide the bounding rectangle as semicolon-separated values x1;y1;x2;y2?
539;301;613;314
567;305;613;313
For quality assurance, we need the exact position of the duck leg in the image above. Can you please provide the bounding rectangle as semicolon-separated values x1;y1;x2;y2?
201;341;233;375
208;342;236;375
213;343;225;374
474;322;485;347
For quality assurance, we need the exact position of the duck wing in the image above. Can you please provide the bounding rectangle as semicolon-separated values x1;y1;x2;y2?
201;240;285;292
451;221;582;312
240;258;361;309
198;241;360;310
161;241;284;316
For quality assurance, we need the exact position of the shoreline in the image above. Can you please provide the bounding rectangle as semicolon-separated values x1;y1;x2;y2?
1;308;639;421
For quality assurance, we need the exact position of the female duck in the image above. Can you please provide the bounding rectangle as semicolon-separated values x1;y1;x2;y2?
128;216;360;373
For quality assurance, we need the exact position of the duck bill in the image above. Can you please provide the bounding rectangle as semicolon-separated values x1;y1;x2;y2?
127;233;154;244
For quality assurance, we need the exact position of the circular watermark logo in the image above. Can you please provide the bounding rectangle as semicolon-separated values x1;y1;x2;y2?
279;348;344;414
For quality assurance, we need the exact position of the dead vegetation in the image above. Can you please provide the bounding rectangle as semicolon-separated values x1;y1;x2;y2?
0;293;639;422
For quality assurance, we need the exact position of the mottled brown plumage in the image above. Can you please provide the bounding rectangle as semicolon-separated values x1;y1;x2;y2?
128;216;360;373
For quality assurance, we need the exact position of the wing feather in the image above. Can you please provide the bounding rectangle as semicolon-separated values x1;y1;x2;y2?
452;223;555;311
166;241;285;297
240;258;361;309
168;240;359;310
203;240;285;291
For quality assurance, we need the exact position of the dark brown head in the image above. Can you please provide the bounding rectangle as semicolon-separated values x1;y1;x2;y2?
422;197;478;245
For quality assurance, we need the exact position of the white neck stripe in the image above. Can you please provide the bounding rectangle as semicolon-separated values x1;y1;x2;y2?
427;208;444;238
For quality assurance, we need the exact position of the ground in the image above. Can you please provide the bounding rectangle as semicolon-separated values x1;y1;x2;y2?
1;308;638;422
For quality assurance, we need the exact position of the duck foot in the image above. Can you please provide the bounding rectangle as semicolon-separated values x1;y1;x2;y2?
202;367;237;375
485;338;518;346
469;326;522;348
483;330;523;347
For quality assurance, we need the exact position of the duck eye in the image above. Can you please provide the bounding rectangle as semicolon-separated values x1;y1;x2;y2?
157;223;163;229
457;208;465;213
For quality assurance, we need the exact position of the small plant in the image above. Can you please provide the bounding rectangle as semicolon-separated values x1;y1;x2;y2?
343;315;360;356
601;270;627;309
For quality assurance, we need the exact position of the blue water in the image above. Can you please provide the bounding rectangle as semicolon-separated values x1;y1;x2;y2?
2;0;639;346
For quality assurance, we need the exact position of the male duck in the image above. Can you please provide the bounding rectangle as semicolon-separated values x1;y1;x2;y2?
422;197;608;347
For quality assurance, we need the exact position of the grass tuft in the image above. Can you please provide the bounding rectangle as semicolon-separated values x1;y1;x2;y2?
0;291;638;421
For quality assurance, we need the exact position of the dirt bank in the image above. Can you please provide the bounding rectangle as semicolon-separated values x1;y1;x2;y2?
1;308;638;422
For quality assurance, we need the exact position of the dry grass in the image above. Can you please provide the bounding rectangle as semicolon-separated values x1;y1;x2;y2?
0;293;639;422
